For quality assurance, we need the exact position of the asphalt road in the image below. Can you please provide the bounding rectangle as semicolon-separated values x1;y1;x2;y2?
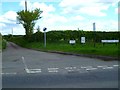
2;42;119;88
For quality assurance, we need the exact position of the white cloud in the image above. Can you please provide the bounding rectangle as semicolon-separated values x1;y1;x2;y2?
0;11;17;24
59;0;99;7
71;15;84;21
19;1;56;16
33;2;55;12
79;6;108;17
1;24;25;35
59;0;117;17
12;25;25;35
4;11;17;21
0;23;6;28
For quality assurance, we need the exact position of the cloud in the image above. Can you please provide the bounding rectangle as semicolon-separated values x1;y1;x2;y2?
79;6;108;17
59;0;117;17
71;15;84;21
19;1;55;14
0;23;6;28
0;11;17;24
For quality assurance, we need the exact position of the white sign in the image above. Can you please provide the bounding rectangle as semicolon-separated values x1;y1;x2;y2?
69;40;76;44
101;40;119;43
81;37;85;43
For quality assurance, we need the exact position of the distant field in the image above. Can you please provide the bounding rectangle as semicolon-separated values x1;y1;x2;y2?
9;37;119;57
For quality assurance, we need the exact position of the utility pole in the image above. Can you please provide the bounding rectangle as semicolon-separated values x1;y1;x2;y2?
93;22;96;47
12;28;13;37
25;0;27;11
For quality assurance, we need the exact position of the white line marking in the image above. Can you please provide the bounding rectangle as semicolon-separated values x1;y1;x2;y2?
25;69;30;73
81;66;87;69
81;66;93;69
48;68;59;73
103;67;114;69
113;65;119;67
48;70;58;72
22;56;28;70
26;69;42;73
65;67;73;69
86;68;98;71
97;66;104;68
1;72;17;75
73;67;77;69
48;68;59;70
29;69;41;71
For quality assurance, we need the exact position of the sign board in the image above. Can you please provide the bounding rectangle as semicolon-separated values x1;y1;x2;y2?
81;37;85;43
69;40;76;44
43;27;47;31
101;40;119;43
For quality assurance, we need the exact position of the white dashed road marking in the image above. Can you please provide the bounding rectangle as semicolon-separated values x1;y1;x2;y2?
1;72;17;75
103;67;114;69
86;68;98;71
97;66;104;68
48;68;59;73
25;69;41;73
113;65;119;67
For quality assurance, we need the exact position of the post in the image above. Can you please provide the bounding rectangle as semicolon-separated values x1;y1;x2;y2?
12;28;13;37
93;22;96;47
44;31;46;48
43;27;47;48
25;0;27;11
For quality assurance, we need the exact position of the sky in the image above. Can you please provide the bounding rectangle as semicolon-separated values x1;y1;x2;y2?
0;0;119;35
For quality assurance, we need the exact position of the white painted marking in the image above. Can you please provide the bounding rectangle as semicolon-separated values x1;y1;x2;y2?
73;67;77;69
48;68;59;70
113;65;119;67
48;70;58;73
26;69;42;73
22;56;28;70
86;68;98;71
97;66;103;68
25;69;30;73
48;68;59;73
81;66;93;69
103;67;114;69
81;66;87;69
1;72;17;75
65;67;73;69
29;69;41;71
97;65;108;69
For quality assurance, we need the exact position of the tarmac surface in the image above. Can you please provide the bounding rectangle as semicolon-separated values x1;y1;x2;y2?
2;42;119;88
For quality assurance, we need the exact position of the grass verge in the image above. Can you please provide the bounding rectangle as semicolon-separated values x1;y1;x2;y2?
10;37;119;58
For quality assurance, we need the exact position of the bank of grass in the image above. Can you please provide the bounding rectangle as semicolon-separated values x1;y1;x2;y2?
2;40;7;49
0;38;6;50
10;37;119;57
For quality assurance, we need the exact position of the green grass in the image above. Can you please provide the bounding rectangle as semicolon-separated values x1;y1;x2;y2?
10;37;119;57
2;40;7;49
27;42;118;57
0;39;7;50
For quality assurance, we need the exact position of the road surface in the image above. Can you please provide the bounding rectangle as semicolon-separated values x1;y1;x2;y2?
2;42;119;88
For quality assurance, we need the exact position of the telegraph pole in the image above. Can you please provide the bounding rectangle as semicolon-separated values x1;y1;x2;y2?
25;0;27;11
12;28;13;37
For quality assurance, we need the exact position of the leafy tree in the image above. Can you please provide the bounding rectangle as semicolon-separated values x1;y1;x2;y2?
17;8;43;39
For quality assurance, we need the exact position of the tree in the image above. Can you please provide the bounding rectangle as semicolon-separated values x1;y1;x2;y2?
17;8;43;39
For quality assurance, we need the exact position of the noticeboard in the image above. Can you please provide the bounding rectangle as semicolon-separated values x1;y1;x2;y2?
69;40;76;44
81;37;85;43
